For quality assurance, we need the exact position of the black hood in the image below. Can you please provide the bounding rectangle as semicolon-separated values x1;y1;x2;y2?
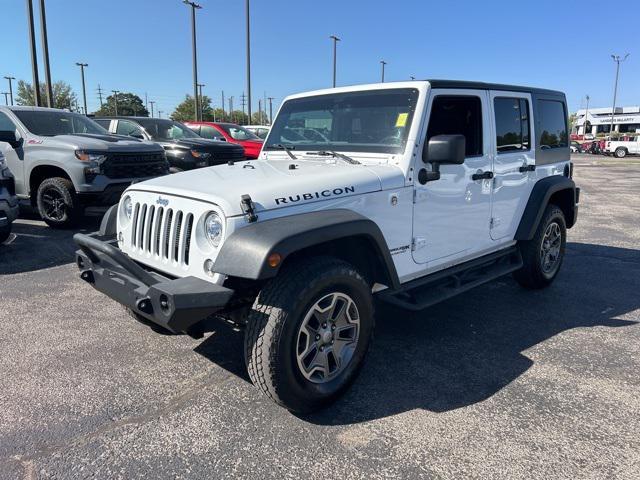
157;138;243;153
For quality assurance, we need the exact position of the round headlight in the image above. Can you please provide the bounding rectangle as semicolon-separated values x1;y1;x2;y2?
204;212;223;247
122;196;133;220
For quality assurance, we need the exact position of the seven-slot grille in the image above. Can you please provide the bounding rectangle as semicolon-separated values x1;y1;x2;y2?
102;153;168;179
130;202;194;265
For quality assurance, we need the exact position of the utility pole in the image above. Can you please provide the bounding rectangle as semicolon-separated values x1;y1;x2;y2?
97;84;104;107
26;0;42;106
111;90;120;115
245;0;252;122
330;35;340;87
267;97;274;124
197;83;205;120
258;99;262;124
158;110;163;119
144;92;148;110
2;93;9;105
4;77;15;106
240;92;247;124
380;60;387;83
229;96;234;123
583;95;590;138
76;63;88;115
183;0;202;121
149;101;156;118
609;53;630;139
221;90;225;120
39;0;54;107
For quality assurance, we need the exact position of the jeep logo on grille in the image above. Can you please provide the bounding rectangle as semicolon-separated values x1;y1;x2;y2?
156;196;169;207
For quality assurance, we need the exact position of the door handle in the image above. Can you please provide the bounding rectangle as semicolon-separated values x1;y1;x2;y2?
518;164;536;172
472;171;494;181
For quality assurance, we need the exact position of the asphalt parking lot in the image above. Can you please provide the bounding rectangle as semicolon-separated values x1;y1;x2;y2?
1;154;639;479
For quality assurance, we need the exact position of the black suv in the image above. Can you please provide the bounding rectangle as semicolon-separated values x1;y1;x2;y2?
95;117;246;172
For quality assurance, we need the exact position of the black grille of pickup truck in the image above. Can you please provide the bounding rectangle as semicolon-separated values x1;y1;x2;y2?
101;153;169;179
209;146;246;164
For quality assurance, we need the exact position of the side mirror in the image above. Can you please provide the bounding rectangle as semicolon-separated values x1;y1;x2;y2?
419;134;466;184
0;130;22;149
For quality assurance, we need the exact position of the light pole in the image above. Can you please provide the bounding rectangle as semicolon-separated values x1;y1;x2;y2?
158;110;163;119
583;95;590;138
197;83;205;120
4;77;15;105
380;60;387;83
245;0;252;122
1;93;9;105
39;0;54;107
25;0;42;106
330;35;340;88
111;90;120;116
183;0;202;121
149;101;156;118
76;63;88;115
268;96;274;124
609;53;630;139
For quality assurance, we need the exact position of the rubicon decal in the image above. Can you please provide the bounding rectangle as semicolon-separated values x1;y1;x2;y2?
275;186;356;205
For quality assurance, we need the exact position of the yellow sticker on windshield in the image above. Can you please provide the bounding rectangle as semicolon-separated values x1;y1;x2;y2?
395;112;408;127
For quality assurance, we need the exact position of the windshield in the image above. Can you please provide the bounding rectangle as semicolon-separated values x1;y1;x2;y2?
219;124;261;141
13;110;107;136
265;88;419;154
137;119;200;141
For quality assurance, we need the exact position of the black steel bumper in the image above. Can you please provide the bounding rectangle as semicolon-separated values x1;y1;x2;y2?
74;233;234;334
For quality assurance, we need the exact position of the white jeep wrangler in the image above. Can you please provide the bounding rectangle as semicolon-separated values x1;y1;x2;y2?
75;80;579;413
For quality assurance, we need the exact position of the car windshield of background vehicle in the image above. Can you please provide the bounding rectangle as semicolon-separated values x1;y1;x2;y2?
220;124;260;141
13;110;107;136
264;88;419;154
137;119;200;141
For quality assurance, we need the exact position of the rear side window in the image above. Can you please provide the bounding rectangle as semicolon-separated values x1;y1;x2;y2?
0;112;17;133
427;96;483;157
116;120;143;137
200;125;225;140
494;98;530;153
94;119;111;130
538;100;568;149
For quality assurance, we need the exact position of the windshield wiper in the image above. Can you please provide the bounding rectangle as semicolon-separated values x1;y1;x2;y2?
307;150;360;165
268;143;297;160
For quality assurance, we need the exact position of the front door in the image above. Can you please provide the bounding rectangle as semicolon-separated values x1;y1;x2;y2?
0;111;26;197
489;91;535;240
412;89;494;268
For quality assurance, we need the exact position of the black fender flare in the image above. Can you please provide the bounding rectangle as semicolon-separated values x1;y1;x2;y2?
213;209;400;289
515;175;577;241
99;204;118;237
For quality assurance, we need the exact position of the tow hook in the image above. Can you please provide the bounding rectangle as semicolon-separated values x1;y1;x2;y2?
137;297;153;314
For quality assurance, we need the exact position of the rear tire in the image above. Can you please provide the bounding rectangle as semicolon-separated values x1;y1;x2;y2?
36;177;82;228
244;256;374;413
614;147;627;158
513;204;566;289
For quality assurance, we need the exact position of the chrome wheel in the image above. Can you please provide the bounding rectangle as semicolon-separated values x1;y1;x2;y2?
540;222;562;274
295;292;360;384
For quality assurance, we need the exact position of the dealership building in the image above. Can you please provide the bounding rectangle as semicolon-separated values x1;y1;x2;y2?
573;105;640;136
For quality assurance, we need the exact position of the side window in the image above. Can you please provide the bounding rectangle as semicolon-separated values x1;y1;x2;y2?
0;112;17;133
94;119;111;130
494;97;530;153
538;100;568;149
426;96;483;157
116;120;143;137
200;125;224;140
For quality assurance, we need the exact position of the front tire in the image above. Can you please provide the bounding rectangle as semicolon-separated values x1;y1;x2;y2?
244;256;374;413
615;147;627;158
36;177;82;228
513;204;566;289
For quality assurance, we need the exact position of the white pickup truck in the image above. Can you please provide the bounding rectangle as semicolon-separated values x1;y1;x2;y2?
605;137;640;158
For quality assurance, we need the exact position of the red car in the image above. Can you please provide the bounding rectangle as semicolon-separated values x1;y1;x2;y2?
185;122;263;159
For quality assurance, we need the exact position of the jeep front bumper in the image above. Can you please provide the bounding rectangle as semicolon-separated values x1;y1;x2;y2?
74;233;234;334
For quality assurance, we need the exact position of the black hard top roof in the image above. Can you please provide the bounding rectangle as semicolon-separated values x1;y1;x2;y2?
425;79;565;98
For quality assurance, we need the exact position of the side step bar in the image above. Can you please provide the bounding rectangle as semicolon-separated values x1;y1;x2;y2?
377;246;523;311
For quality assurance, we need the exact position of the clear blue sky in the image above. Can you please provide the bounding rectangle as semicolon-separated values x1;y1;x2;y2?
1;0;638;117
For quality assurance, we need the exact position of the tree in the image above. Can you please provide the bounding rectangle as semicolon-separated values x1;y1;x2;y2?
16;80;78;110
95;92;148;117
171;94;214;122
251;110;268;125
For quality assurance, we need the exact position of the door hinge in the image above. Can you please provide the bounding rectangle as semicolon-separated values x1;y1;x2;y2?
490;217;501;229
412;237;427;251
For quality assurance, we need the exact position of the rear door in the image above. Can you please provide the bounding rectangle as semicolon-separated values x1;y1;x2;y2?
489;92;535;240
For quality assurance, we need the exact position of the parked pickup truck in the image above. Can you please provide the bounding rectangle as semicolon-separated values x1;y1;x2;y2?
74;80;579;413
0;107;168;228
604;137;640;158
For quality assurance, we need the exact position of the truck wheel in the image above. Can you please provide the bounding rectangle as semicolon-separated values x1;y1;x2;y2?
245;256;374;413
0;225;11;244
36;177;81;228
614;148;627;158
514;204;566;289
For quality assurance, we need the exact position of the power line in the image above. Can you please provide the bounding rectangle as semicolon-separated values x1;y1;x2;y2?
96;84;104;107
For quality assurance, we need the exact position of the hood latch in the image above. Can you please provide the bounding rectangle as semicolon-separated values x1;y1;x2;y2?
240;194;258;223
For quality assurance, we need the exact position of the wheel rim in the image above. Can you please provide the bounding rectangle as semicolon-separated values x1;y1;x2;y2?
41;188;67;221
540;222;562;274
295;292;360;384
